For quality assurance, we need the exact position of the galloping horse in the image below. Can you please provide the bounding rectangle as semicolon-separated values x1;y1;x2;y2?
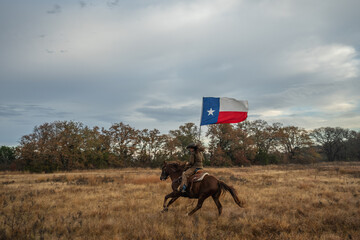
160;161;244;216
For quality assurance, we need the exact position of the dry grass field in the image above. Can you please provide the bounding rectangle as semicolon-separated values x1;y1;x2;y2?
1;163;360;240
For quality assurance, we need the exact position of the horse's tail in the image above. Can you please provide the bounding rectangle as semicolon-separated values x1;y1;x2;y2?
218;181;245;208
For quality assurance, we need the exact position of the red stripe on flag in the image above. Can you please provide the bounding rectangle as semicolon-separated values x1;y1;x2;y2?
217;112;247;124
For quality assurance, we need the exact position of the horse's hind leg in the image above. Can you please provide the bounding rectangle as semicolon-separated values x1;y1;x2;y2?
212;195;222;216
187;195;208;216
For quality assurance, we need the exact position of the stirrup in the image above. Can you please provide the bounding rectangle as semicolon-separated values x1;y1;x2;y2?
181;185;187;193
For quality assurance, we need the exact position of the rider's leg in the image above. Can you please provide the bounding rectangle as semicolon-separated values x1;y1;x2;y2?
178;171;187;191
179;168;195;192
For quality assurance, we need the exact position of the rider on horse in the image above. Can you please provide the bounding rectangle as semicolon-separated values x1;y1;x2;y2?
178;142;204;193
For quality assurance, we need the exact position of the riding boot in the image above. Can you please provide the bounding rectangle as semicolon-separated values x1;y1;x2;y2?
178;171;187;192
179;172;187;191
181;184;187;193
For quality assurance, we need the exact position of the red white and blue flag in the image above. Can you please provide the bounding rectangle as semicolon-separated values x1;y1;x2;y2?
200;97;248;125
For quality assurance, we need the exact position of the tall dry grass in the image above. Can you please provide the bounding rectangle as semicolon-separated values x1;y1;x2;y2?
1;163;360;239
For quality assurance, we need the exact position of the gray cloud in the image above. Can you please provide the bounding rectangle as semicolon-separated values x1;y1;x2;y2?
1;0;360;145
79;1;86;8
0;104;70;119
0;105;22;117
137;105;199;122
107;0;119;8
47;4;61;14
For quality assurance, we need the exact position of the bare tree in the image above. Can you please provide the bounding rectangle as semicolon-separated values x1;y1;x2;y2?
311;127;350;162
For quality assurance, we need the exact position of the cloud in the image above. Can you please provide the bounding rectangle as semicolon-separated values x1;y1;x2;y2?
79;1;86;8
107;0;119;8
137;105;199;122
261;110;285;118
1;0;360;145
287;44;359;80
47;4;61;14
323;102;357;113
0;104;70;119
0;105;22;117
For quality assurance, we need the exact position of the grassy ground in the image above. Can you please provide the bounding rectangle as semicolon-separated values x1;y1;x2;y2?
1;162;360;240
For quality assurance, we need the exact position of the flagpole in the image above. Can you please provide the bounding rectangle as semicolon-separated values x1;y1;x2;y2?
198;97;203;143
198;125;202;143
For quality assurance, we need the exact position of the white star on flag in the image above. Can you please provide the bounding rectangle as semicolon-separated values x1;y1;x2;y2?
207;108;215;116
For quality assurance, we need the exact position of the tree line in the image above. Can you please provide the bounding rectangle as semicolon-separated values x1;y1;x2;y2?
1;120;359;172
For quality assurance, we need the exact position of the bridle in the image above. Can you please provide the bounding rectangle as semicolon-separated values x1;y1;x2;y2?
160;165;170;180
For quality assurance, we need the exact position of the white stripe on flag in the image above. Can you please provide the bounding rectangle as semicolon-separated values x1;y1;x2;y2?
219;97;248;112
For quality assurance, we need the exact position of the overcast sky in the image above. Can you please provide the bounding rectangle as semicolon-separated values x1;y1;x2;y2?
1;0;360;146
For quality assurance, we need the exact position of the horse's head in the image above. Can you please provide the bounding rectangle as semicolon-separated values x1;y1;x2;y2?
160;161;170;181
160;161;185;181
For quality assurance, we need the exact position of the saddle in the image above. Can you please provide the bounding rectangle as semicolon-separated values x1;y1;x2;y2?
174;170;209;186
185;170;209;193
188;170;209;183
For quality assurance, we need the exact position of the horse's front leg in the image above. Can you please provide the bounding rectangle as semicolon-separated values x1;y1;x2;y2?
162;191;178;212
166;195;180;208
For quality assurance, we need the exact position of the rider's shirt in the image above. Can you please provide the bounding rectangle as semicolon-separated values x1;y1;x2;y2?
189;152;204;168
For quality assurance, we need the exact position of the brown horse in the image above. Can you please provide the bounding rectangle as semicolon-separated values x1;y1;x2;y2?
160;161;244;216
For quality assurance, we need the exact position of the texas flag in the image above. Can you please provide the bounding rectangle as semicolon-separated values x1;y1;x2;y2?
200;97;248;125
